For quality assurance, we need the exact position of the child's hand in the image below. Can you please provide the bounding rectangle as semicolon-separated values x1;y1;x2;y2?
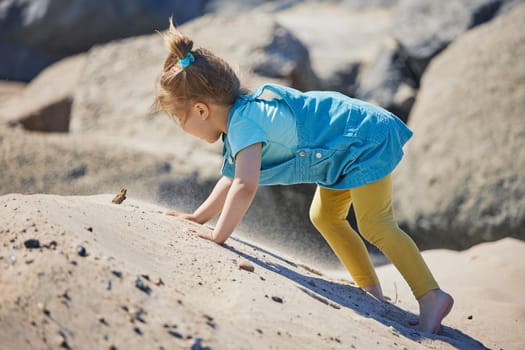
165;210;214;242
165;210;196;222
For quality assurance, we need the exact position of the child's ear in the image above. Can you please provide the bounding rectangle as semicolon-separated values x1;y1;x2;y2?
194;102;209;120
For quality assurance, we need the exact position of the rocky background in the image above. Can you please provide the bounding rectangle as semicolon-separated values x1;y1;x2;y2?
1;0;524;267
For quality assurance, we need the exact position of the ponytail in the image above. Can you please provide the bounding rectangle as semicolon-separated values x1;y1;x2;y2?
164;17;193;69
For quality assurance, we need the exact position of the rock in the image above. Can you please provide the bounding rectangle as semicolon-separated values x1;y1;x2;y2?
276;2;394;96
43;241;57;250
76;245;88;257
356;37;417;122
191;337;211;350
392;0;503;82
393;4;525;249
23;239;40;249
112;188;127;205
134;308;147;323
331;0;520;120
271;296;283;303
112;270;123;279
0;54;86;132
0;0;204;81
238;261;255;272
135;277;152;295
497;0;525;14
168;330;184;339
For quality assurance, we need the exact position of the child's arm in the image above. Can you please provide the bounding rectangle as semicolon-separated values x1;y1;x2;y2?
191;176;234;223
209;142;261;244
166;176;232;223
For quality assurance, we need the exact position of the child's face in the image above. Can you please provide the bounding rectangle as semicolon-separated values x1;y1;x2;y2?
178;102;222;144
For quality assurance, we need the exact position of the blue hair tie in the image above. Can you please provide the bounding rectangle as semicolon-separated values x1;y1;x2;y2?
178;52;195;68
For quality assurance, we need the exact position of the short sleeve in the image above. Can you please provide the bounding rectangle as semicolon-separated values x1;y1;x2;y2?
227;117;267;157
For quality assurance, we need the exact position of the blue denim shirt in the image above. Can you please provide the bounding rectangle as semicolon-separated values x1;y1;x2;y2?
221;84;412;189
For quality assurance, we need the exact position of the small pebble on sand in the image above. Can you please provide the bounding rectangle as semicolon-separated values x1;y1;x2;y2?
24;239;40;249
76;245;88;257
238;261;255;272
135;277;152;295
271;296;283;303
112;188;127;204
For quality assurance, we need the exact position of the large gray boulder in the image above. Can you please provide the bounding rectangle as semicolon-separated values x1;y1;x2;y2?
357;0;505;121
393;4;525;250
0;0;203;81
497;0;525;13
392;0;504;82
355;37;417;122
276;2;394;96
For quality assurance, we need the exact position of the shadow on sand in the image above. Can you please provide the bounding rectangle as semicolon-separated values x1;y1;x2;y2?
227;237;488;350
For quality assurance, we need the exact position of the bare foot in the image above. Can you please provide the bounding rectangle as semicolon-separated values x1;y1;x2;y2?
418;289;454;333
363;284;386;302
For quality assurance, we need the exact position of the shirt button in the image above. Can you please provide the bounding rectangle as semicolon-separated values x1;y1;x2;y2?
315;152;322;159
299;151;306;157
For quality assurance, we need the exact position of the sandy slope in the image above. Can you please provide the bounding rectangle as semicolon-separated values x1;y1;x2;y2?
0;193;516;349
374;238;525;350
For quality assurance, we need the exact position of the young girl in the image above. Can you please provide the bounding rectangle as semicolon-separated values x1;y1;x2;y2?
154;20;453;334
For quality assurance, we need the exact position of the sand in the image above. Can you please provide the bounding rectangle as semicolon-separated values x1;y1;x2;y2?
1;193;522;350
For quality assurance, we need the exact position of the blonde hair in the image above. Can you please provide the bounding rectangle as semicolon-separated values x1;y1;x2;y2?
153;18;245;122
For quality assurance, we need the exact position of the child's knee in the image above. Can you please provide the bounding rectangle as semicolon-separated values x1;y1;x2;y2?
309;204;324;229
358;219;398;246
309;205;337;231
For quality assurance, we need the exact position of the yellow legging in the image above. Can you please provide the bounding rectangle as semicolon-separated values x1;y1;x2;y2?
309;175;438;298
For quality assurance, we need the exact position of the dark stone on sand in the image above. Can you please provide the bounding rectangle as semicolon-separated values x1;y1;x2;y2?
271;296;283;303
134;308;146;324
135;277;152;295
191;338;211;350
24;239;40;249
45;240;58;249
168;330;184;339
111;270;123;278
76;245;87;257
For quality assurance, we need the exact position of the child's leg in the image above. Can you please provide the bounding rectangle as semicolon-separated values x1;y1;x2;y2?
350;174;439;298
309;186;380;291
351;175;453;333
